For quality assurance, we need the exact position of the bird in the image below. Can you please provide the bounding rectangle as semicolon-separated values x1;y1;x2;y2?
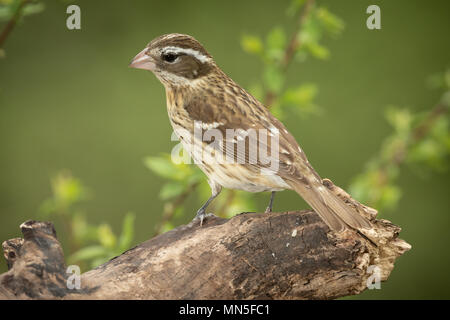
129;33;372;232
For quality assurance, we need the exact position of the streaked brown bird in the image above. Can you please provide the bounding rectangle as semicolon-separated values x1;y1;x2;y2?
130;33;372;232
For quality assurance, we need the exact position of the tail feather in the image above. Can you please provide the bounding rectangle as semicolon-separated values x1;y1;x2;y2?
289;180;372;232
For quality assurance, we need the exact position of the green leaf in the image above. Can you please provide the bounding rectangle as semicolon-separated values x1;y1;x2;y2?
22;2;44;17
98;224;117;249
144;155;187;181
426;69;450;90
71;213;98;245
51;171;87;209
69;245;107;264
379;135;407;163
39;171;88;217
198;179;213;201
173;205;185;219
118;212;135;252
0;0;16;5
267;27;286;49
0;0;15;22
385;107;413;135
431;116;450;144
241;34;264;56
266;27;286;63
186;167;205;184
0;6;12;22
316;7;345;37
299;15;322;45
293;49;308;63
304;41;330;60
159;182;185;200
408;138;447;171
0;1;45;22
263;65;284;94
286;0;306;17
280;83;320;117
160;221;175;233
378;184;402;210
282;83;318;106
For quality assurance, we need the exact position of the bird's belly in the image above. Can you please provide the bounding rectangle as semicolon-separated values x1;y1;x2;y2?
171;121;290;193
187;141;288;192
208;164;287;193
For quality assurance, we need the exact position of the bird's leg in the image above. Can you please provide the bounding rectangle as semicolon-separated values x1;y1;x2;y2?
195;194;218;225
195;181;221;226
265;191;276;213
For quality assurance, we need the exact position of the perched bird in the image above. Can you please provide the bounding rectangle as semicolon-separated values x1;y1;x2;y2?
130;33;372;232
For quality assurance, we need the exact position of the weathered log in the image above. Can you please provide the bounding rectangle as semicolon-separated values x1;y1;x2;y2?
0;181;411;300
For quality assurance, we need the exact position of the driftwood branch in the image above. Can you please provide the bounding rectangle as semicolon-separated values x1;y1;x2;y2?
0;180;410;300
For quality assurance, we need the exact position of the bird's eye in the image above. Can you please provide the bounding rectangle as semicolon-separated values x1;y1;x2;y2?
162;53;178;63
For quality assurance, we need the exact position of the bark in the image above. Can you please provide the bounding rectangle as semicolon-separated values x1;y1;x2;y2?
0;180;410;300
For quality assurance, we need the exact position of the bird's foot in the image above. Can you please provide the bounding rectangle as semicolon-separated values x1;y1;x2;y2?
265;206;272;213
193;209;214;227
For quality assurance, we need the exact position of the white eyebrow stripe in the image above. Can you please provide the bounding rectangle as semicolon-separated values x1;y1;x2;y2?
162;46;210;63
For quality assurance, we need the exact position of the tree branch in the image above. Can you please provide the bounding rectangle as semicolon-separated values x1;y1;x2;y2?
0;0;31;49
0;180;410;300
264;0;315;107
282;0;315;70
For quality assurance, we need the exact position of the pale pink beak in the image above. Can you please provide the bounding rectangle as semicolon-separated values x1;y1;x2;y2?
129;47;156;71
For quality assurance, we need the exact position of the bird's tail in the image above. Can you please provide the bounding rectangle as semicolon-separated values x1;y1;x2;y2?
288;179;372;232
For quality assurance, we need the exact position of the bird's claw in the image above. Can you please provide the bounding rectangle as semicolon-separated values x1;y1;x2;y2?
194;210;214;227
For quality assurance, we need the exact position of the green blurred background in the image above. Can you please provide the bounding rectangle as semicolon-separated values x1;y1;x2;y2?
0;0;449;299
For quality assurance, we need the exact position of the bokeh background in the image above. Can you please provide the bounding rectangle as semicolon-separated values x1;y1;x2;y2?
0;0;449;299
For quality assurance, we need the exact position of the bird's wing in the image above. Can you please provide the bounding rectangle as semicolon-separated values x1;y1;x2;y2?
182;83;320;183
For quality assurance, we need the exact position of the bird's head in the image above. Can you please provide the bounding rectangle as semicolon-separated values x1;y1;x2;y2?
129;33;216;87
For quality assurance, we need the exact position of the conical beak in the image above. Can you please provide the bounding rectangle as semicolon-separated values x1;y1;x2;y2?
129;48;156;71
